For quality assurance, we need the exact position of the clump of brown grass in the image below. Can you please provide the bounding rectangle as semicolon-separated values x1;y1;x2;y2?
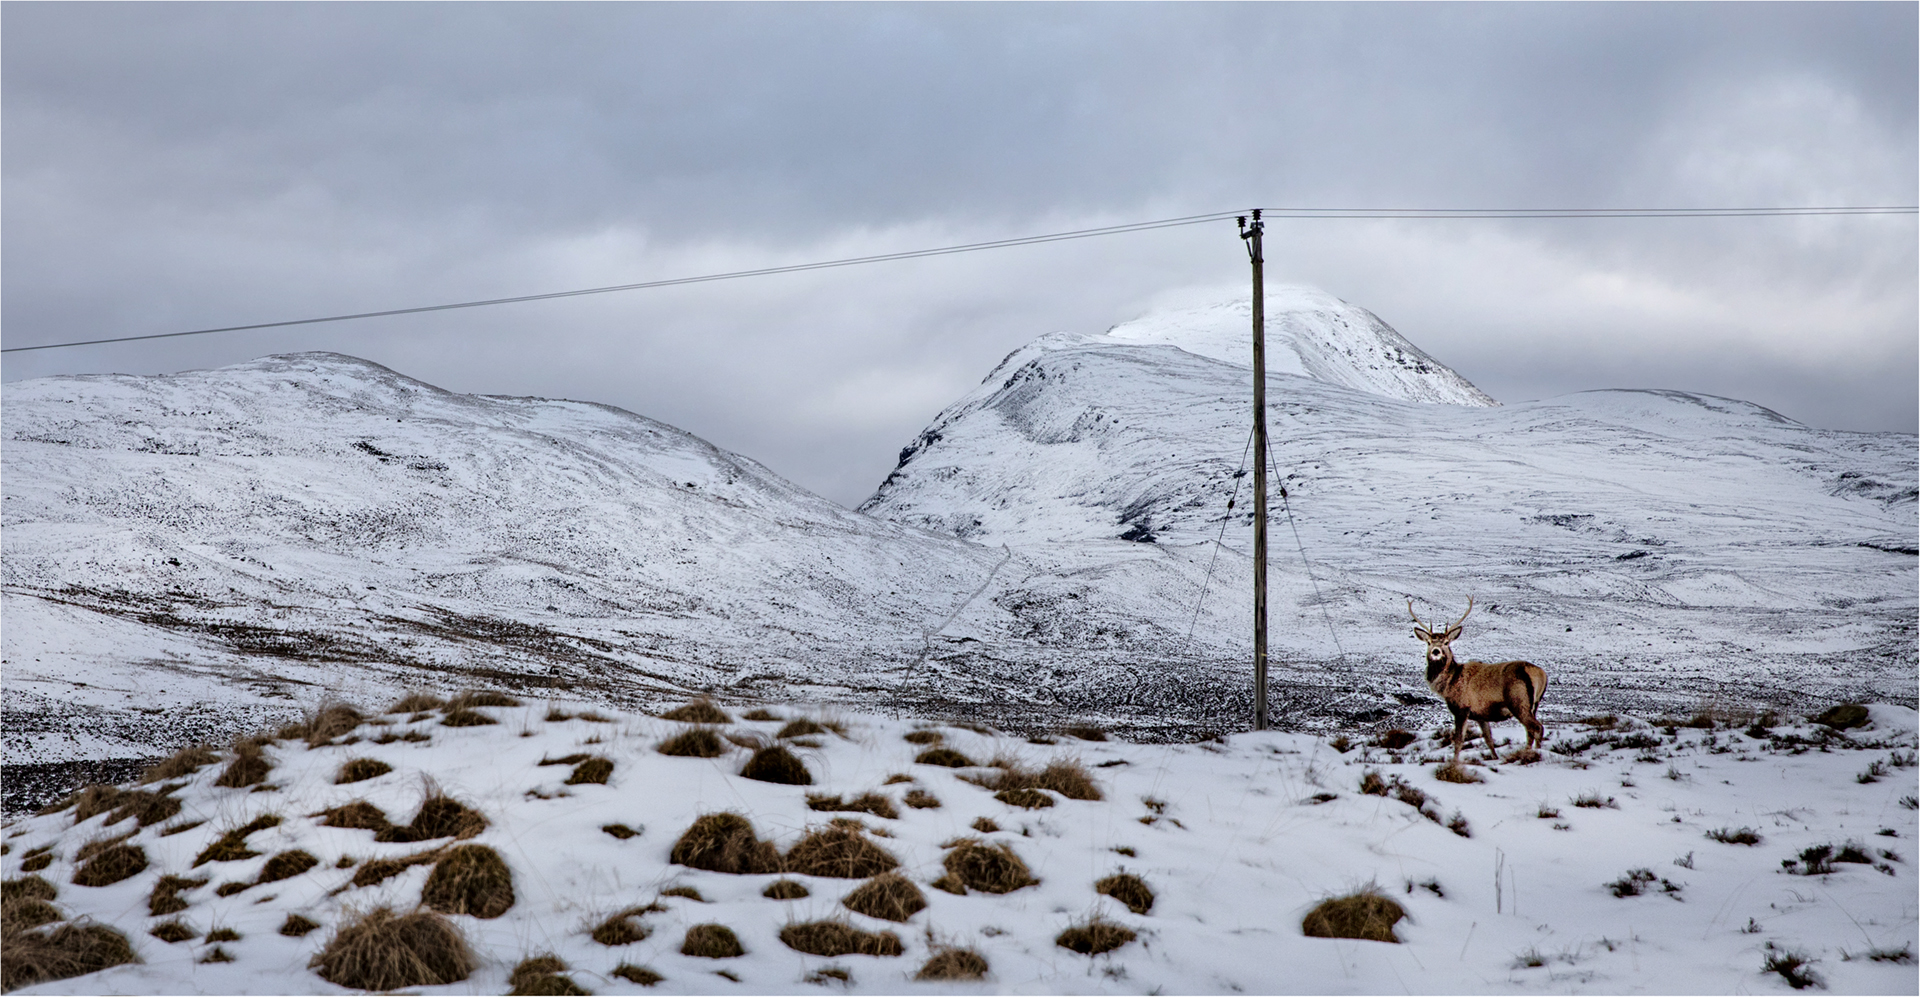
105;788;184;829
680;923;744;958
660;886;704;901
149;919;196;943
1055;915;1136;955
537;753;591;766
914;747;976;767
601;823;639;840
964;757;1102;801
840;872;926;922
662;699;731;724
740;745;812;785
1;921;137;991
882;773;914;785
74;832;135;863
1095;872;1154;915
279;914;320;937
1061;726;1108;742
350;849;442;888
141;744;219;783
71;843;146;887
199;944;235;963
937;838;1036;894
215;741;273;788
902;729;943;745
1302;887;1406;943
439;708;498;728
670;813;782;875
205;926;240;942
657;729;725;757
302;703;367;747
1;876;56;904
388;692;446;713
4;895;63;931
374;794;487;842
611;964;663;985
778;919;903;957
451;690;523;709
257;850;319;884
308;906;474;990
969;817;1000;834
762;880;810;900
507;954;588;995
40;785;114;820
994;788;1054;809
1433;762;1484;784
317;800;392;831
903;789;940;810
1374;729;1418;750
807;792;898;820
421;844;515;919
591;909;652;946
335;758;393;785
17;847;52;874
741;708;781;722
564;758;614;785
778;719;827;739
916;948;989;981
785;825;899;879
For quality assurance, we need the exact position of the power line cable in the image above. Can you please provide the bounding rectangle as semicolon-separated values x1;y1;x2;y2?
1185;425;1256;648
5;203;1912;355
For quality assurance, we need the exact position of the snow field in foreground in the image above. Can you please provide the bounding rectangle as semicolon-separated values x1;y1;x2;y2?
4;701;1917;995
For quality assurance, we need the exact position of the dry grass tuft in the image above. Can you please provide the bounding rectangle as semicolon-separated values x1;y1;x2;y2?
1;921;137;991
1095;872;1154;915
308;906;473;990
601;823;640;840
507;954;588;995
994;788;1054;809
762;879;810;900
389;692;446;713
785;826;899;879
741;708;782;722
840;872;926;922
1707;826;1763;846
1055;915;1136;955
1061;726;1108;742
660;886;704;901
149;919;196;943
71;844;146;887
902;730;943;745
145;875;203;916
258;850;319;884
302;703;367;746
451;690;523;709
916;948;989;981
215;741;274;788
439;708;498;728
969;817;1000;834
5;897;63;932
141;744;219;783
565;758;615;785
591;911;651;946
657;729;726;758
422;844;515;919
670;813;782;875
205;926;240;942
778;919;903;957
374;794;487;842
1433;762;1484;784
17;850;51;874
778;719;828;739
807;793;898;820
350;849;442;888
74;832;135;863
740;745;813;785
914;747;976;767
662;699;731;724
903;789;941;810
334;758;393;785
1;877;57;905
939;838;1036;894
279;914;320;937
1302;887;1406;943
680;923;745;958
317;800;392;831
966;759;1102;801
105;788;183;829
538;753;591;766
1374;729;1418;750
612;963;663;986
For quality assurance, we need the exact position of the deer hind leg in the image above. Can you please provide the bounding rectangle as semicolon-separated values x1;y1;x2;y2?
1522;711;1544;752
1479;720;1499;760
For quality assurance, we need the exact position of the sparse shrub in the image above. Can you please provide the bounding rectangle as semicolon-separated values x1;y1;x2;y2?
335;758;393;784
309;907;473;990
763;879;810;899
1859;761;1888;784
903;730;943;745
1812;703;1869;730
1375;729;1417;750
1360;770;1388;796
779;920;902;957
1056;915;1136;955
150;919;196;943
1095;872;1154;915
215;741;273;788
681;923;745;958
612;964;663;985
938;838;1035;894
71;843;146;887
439;708;498;728
740;745;812;785
1707;827;1762;846
422;844;515;919
374;794;487;842
807;793;899;820
1536;806;1560;819
657;729;725;757
279;914;320;937
1607;868;1682;897
601;823;639;840
1763;944;1823;989
916;948;989;980
786;825;898;879
915;747;975;767
318;800;391;831
662;700;731;724
1834;841;1874;864
1447;811;1472;837
565;757;614;785
258;849;319;883
1513;947;1548;968
350;850;441;888
142;744;219;783
1572;792;1617;809
389;692;446;713
778;719;827;738
1302;887;1406;943
670;813;782;875
1846;943;1914;964
1;922;137;991
1433;762;1483;784
841;872;927;922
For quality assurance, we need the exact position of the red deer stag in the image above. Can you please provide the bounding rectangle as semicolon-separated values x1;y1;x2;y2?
1409;597;1547;764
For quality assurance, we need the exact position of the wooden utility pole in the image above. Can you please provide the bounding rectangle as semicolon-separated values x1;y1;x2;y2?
1239;209;1269;731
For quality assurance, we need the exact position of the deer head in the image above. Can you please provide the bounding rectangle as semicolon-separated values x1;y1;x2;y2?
1408;596;1474;669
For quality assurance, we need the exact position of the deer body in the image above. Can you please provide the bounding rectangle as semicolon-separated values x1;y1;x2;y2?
1411;598;1547;764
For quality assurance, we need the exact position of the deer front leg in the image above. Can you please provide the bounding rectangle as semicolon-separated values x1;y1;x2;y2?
1450;712;1468;766
1479;720;1499;760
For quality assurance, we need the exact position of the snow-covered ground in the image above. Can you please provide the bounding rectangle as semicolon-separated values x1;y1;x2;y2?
4;698;1916;995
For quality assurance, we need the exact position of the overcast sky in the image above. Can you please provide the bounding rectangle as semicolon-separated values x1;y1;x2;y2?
5;3;1914;506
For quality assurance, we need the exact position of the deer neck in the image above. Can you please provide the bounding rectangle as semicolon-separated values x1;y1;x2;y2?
1424;647;1458;689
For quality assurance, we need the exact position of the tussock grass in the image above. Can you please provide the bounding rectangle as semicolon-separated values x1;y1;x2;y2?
778;719;827;739
994;788;1053;809
916;948;989;980
5;897;63;931
205;926;240;942
1433;762;1484;784
964;759;1102;801
257;850;319;884
388;692;446;713
422;844;515;919
508;954;587;995
278;914;320;937
1;877;56;905
1707;826;1763;846
657;729;725;757
373;794;487;842
74;832;134;863
662;700;731;724
1055;915;1136;955
451;690;522;709
1763;944;1823;989
149;919;196;943
141;745;219;783
660;886;704;901
1;921;137;991
1812;703;1869;730
840;872;926;922
914;748;975;767
970;817;1000;834
439;708;498;728
670;813;782;875
778;919;903;957
902;730;943;745
903;789;940;810
18;851;51;874
611;964;663;985
1302;887;1406;942
317;800;391;831
70;844;146;887
214;882;250;897
1095;872;1154;914
741;708;782;722
300;703;367;747
591;910;651;946
1374;729;1417;749
308;906;474;990
42;784;184;829
600;823;639;840
198;945;234;963
1060;725;1107;742
807;793;899;820
538;753;591;766
1572;792;1618;810
740;745;812;785
351;849;442;888
680;923;744;958
215;741;273;788
564;758;614;785
334;758;393;785
785;825;899;879
937;838;1036;894
762;879;810;900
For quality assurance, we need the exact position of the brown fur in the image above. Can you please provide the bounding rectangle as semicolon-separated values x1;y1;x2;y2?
1411;599;1547;763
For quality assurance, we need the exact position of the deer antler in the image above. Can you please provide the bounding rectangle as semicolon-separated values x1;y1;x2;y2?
1451;595;1475;631
1407;599;1429;632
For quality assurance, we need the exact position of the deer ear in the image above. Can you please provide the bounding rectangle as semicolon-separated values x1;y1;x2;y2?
1412;626;1428;639
1444;625;1463;641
